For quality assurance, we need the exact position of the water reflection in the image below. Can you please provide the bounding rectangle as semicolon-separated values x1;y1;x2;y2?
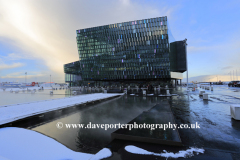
33;95;161;153
31;85;240;154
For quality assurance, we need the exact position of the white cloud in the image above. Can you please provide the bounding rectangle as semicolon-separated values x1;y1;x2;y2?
0;71;50;83
0;62;24;70
0;53;33;61
0;0;177;82
182;75;234;83
120;0;130;6
221;66;233;70
1;73;43;79
188;46;208;53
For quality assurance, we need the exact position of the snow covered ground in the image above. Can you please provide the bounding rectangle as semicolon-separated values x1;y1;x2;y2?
0;93;123;125
0;127;111;160
0;86;53;92
0;87;73;106
125;145;204;159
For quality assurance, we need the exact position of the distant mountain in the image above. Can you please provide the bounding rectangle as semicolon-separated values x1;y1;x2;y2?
182;75;235;83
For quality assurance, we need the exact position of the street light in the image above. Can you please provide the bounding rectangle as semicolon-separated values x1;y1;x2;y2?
25;72;27;84
233;70;235;81
236;69;238;81
228;72;231;81
183;38;188;91
208;76;214;83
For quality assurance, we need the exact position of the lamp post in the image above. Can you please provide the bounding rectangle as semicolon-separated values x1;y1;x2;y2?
25;72;27;84
236;69;238;81
208;76;214;83
233;70;235;81
183;38;188;91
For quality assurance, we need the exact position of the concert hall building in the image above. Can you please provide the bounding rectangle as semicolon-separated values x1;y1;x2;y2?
64;16;186;86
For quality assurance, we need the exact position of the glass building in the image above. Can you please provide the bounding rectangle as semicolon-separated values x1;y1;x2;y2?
64;61;82;86
64;16;186;86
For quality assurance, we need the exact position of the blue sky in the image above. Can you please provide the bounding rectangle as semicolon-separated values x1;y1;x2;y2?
0;0;240;83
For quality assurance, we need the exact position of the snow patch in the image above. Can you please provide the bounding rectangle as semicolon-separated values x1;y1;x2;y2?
0;127;93;160
0;93;123;125
125;145;204;158
130;94;135;95
158;94;172;97
89;148;112;160
147;94;154;96
0;127;112;160
0;87;50;92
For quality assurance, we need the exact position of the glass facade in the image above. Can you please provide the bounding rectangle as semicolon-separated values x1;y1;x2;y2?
64;16;185;85
76;16;171;81
64;61;82;86
169;41;187;73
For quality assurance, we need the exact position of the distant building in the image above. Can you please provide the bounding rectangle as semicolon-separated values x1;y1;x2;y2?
64;16;186;86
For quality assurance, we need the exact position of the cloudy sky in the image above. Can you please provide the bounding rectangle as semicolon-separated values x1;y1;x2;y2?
0;0;240;83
